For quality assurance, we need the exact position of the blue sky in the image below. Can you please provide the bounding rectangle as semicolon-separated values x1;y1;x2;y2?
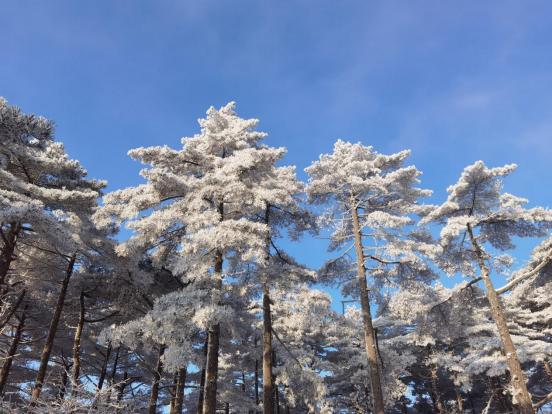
2;1;552;308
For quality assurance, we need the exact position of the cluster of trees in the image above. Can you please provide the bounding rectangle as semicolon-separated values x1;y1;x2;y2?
0;97;551;413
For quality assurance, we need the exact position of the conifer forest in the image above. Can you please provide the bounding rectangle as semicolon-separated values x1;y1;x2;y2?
0;98;551;414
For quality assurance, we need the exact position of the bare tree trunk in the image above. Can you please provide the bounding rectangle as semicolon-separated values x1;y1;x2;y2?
350;197;385;414
58;365;69;401
110;346;120;387
148;345;166;414
170;372;178;413
197;336;208;414
274;383;280;414
262;206;274;414
254;336;260;408
31;254;76;402
116;370;128;404
454;382;464;413
97;342;112;391
0;288;26;333
71;291;86;397
263;285;274;414
225;402;230;414
467;224;534;414
170;368;186;414
0;306;26;394
203;199;224;414
429;365;445;414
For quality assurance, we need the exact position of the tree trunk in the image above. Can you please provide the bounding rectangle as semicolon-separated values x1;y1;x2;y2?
197;336;208;414
148;345;166;414
225;402;230;414
97;342;112;391
58;366;69;401
117;370;128;403
350;197;385;414
0;222;20;289
203;226;224;414
0;288;26;333
110;346;121;387
274;383;280;414
170;372;178;413
263;285;274;414
0;306;26;394
170;368;186;414
454;383;464;413
31;254;76;402
255;337;260;408
429;365;445;414
467;224;534;414
544;360;552;382
71;291;86;397
262;206;274;414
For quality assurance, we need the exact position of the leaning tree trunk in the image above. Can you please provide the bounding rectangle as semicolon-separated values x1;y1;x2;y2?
197;335;208;414
71;291;86;397
203;200;224;414
148;345;166;414
170;367;186;414
350;197;385;414
467;224;534;414
0;288;26;333
0;305;27;394
31;254;76;402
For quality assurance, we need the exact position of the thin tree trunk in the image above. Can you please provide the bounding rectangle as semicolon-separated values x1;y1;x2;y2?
148;345;166;414
97;342;112;391
467;224;534;414
71;291;86;397
274;383;280;414
225;402;230;414
110;346;121;387
0;288;26;333
197;336;208;414
255;336;260;408
203;199;224;414
31;254;76;402
171;368;186;414
116;370;128;403
263;285;274;414
58;366;69;401
350;197;385;414
454;382;464;413
262;206;274;414
170;372;178;413
107;346;121;404
429;365;445;414
0;306;26;394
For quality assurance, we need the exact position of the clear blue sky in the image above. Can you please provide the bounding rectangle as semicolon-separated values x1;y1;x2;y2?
2;1;551;306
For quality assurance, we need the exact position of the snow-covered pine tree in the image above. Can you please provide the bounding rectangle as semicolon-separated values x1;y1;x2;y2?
422;161;552;413
98;102;303;413
305;140;436;413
